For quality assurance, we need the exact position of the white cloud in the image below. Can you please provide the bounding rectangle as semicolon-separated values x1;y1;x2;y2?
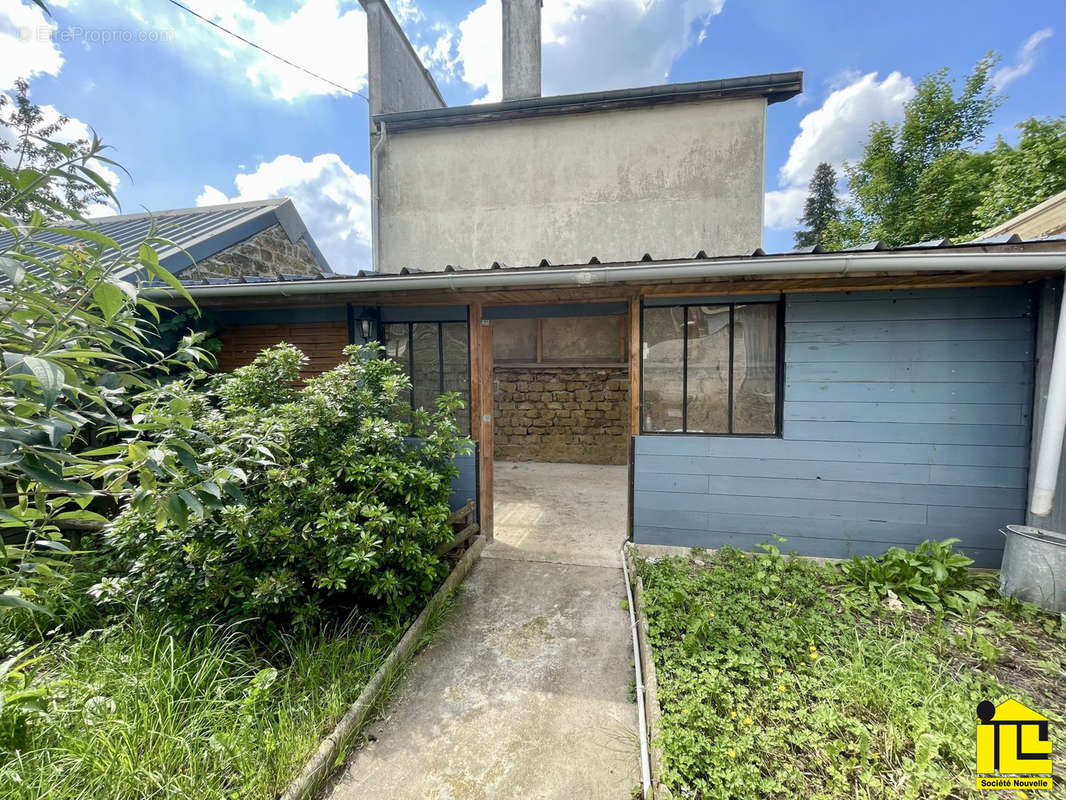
198;153;371;273
778;71;914;187
65;0;368;102
764;71;914;231
992;27;1054;90
446;0;725;102
763;187;806;230
391;0;423;25
0;1;64;89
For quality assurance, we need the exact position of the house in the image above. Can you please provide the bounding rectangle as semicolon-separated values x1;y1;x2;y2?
152;0;1066;567
1;198;332;283
978;188;1066;241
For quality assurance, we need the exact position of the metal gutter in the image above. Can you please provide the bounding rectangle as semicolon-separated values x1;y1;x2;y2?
151;251;1066;300
375;72;804;131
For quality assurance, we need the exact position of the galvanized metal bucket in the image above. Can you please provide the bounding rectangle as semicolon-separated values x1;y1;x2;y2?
999;525;1066;613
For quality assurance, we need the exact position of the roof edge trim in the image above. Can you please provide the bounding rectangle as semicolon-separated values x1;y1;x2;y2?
374;72;804;131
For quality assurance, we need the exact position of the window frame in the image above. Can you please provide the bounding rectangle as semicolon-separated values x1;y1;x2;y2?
382;319;472;435
639;298;785;438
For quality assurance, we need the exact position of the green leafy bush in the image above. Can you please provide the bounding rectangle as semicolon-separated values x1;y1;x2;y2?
839;538;994;609
104;343;470;635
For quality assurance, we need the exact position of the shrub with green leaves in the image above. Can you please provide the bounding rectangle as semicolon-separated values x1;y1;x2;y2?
839;538;995;610
104;343;471;635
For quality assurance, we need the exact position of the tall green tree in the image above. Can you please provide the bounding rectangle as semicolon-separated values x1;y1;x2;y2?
794;162;840;248
973;116;1066;232
0;78;108;220
837;55;1001;247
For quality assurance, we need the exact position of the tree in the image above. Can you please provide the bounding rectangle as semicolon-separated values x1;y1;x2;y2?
794;162;840;248
838;54;1001;247
973;116;1066;232
0;78;108;220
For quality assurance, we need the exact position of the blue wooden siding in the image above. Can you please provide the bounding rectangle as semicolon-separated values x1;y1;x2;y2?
632;286;1035;566
450;450;477;512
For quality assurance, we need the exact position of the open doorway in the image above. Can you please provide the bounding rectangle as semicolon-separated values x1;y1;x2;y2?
487;304;631;567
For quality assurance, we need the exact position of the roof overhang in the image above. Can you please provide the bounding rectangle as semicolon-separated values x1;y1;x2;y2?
373;72;804;132
147;248;1066;305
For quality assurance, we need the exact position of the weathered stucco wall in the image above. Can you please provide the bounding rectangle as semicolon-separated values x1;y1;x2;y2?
361;0;445;117
181;224;323;280
494;366;629;465
377;97;767;272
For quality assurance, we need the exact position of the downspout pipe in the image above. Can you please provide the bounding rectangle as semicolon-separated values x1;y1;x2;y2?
1030;284;1066;517
369;120;387;273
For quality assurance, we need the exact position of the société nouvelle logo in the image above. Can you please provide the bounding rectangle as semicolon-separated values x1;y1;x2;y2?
975;698;1054;792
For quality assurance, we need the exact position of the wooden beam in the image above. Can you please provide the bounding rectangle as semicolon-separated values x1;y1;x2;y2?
628;295;641;438
468;302;494;539
536;318;543;364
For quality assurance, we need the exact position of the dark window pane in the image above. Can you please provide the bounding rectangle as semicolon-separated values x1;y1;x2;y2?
642;307;685;432
732;304;778;434
411;322;441;412
686;305;731;433
492;318;538;362
442;322;471;435
384;323;410;375
542;316;622;362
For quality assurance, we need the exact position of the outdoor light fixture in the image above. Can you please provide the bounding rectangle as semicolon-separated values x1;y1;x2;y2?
360;318;373;340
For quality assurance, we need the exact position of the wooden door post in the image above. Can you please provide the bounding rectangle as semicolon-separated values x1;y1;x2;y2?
469;303;494;538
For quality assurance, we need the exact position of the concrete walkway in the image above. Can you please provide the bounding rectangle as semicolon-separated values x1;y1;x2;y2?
327;462;637;800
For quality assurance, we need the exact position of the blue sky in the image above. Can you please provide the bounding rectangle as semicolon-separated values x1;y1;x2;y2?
2;0;1063;272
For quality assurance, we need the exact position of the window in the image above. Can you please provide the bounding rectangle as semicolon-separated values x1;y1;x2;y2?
641;302;780;435
383;321;471;435
492;315;626;364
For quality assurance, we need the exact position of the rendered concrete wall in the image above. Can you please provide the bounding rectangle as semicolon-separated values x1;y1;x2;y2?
376;97;767;272
502;0;541;100
362;0;444;117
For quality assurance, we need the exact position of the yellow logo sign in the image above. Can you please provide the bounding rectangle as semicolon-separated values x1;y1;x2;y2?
976;699;1053;791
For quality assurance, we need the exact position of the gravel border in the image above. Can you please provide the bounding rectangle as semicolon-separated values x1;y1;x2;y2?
279;535;487;800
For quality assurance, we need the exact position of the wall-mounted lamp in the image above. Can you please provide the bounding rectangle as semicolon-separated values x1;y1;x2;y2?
360;318;373;340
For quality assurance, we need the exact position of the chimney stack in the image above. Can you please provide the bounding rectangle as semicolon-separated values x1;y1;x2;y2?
502;0;541;101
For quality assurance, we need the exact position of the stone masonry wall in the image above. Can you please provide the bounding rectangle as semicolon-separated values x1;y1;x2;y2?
493;366;629;465
181;223;323;280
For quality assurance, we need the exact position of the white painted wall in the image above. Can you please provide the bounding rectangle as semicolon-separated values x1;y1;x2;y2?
376;97;767;273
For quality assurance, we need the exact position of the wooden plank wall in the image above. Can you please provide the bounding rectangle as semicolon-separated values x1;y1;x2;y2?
632;286;1037;567
216;321;350;381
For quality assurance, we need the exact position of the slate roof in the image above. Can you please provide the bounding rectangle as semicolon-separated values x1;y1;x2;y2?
0;198;333;280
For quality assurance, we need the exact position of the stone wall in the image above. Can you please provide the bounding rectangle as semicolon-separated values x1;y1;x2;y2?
181;223;323;280
493;366;629;465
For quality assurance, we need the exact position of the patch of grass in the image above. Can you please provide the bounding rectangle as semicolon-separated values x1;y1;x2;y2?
3;612;407;800
637;546;1066;800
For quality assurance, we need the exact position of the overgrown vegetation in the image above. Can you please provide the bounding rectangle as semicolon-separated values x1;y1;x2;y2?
2;612;406;799
637;542;1065;799
102;343;469;636
1;99;471;798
